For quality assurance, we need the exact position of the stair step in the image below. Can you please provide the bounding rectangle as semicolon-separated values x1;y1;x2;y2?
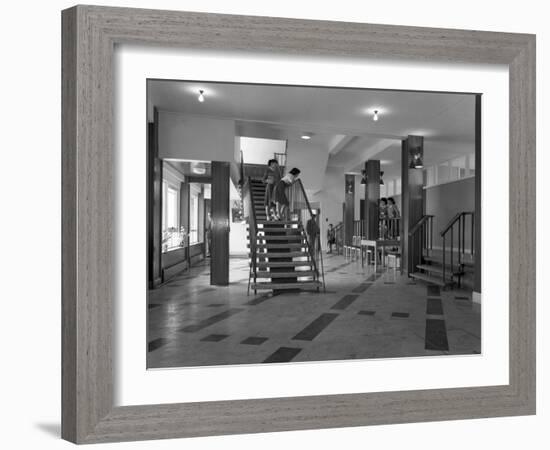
257;261;313;268
256;227;300;233
256;271;315;278
423;254;475;267
249;243;306;249
251;281;322;290
409;272;447;287
252;251;309;258
416;264;461;277
256;235;304;241
257;220;299;225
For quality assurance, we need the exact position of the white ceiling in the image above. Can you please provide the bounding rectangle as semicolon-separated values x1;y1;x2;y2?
148;80;476;180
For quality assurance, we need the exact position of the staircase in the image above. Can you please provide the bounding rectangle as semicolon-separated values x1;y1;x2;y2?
245;178;323;294
411;251;475;288
409;212;475;288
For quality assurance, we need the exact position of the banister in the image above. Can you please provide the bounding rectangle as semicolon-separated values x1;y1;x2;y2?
409;215;434;236
294;179;326;291
440;211;474;236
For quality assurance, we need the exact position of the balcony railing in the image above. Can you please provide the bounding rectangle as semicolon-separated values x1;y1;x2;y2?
352;217;401;240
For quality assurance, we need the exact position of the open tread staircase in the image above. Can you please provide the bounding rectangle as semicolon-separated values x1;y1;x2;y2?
246;178;322;293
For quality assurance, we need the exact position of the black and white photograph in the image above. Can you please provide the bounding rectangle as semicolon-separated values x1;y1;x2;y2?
146;80;481;368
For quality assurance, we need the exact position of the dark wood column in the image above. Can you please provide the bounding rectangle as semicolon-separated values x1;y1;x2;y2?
401;135;425;274
344;174;355;245
364;160;381;239
210;161;230;286
474;95;482;293
147;108;163;288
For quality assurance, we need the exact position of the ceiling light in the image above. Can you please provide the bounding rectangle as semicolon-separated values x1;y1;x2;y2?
198;90;205;103
301;132;313;140
192;162;206;174
373;110;379;122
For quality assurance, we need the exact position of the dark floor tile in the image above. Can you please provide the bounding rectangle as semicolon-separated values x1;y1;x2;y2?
384;281;396;285
201;334;229;342
207;303;225;307
426;298;444;315
293;313;339;341
425;319;449;351
263;347;302;363
241;336;268;345
148;303;162;310
358;310;376;316
427;285;441;297
179;308;244;332
331;294;359;311
352;283;371;293
391;312;410;318
246;294;270;306
148;338;169;352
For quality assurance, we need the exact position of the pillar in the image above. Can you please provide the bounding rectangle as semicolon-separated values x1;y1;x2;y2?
344;174;355;245
147;109;163;288
474;95;481;294
401;135;425;274
364;160;381;240
210;161;230;285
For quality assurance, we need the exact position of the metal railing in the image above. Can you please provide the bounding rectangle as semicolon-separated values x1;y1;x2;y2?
407;215;434;276
243;177;259;295
287;179;326;291
441;211;475;286
352;217;401;240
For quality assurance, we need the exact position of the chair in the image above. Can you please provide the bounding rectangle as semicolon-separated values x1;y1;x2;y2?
362;239;378;271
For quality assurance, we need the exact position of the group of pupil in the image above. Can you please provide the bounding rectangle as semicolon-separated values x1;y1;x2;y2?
262;159;301;221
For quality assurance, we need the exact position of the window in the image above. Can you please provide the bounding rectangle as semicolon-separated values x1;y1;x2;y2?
162;181;182;252
425;166;435;187
189;190;199;244
468;153;476;176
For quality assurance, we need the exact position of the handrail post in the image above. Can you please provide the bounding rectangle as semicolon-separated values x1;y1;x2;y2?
442;235;446;284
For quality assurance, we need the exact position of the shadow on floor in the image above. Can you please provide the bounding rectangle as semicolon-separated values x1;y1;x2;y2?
35;422;60;438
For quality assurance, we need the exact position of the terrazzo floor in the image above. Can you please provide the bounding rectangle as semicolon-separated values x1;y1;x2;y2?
147;253;481;368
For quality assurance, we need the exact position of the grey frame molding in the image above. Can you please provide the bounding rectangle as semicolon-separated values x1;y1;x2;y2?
61;5;536;444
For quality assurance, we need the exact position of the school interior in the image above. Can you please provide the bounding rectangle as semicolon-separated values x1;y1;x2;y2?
146;80;481;368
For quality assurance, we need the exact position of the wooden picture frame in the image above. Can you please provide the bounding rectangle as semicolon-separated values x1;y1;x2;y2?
61;5;536;444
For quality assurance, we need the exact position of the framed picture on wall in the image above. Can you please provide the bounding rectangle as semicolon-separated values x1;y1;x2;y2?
62;5;536;444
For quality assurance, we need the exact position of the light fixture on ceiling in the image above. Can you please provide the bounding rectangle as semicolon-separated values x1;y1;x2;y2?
373;110;379;122
198;90;205;103
192;162;207;174
301;132;313;140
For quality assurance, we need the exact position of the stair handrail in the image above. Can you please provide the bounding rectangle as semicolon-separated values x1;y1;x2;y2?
440;211;475;287
407;214;434;276
243;176;258;295
293;179;326;291
408;214;434;237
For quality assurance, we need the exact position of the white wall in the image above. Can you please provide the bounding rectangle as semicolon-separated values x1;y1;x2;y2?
158;111;237;162
310;165;346;248
3;1;547;450
286;139;331;192
240;136;287;165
